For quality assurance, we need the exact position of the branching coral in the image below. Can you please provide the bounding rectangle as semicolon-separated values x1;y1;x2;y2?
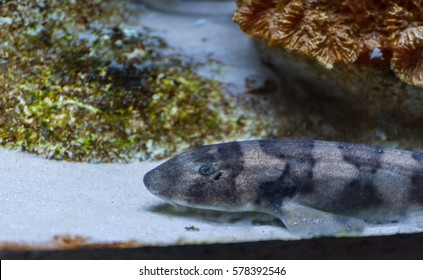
233;0;423;86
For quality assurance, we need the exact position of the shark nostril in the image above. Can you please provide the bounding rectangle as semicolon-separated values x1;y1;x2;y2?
213;171;223;181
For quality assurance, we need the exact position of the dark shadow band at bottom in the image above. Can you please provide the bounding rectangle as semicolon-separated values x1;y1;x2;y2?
2;232;423;260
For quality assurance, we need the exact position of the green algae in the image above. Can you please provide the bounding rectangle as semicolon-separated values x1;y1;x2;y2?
0;0;260;162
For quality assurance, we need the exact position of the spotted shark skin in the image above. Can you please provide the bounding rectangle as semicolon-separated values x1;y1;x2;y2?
143;139;423;237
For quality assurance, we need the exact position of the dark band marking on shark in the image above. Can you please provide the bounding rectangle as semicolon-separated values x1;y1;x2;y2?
255;164;299;209
412;152;423;162
143;139;423;237
333;143;384;212
411;174;423;204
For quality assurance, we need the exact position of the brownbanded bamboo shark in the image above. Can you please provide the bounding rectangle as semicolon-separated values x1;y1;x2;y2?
143;139;423;236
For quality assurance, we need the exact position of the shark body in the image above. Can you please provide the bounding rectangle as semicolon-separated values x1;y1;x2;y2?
143;139;423;236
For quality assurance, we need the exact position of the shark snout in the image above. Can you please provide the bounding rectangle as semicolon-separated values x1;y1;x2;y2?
143;169;157;193
143;165;173;198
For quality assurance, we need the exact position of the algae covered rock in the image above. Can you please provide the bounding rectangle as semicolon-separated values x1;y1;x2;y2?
0;0;257;162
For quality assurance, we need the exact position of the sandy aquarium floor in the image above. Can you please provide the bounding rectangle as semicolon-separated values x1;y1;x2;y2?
1;1;422;249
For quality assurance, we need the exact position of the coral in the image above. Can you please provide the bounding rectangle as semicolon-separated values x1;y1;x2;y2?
233;0;423;86
390;27;423;85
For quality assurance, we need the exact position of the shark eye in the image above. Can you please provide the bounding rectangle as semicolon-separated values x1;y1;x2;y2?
199;164;217;176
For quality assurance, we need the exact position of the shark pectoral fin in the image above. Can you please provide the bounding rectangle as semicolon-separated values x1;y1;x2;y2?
275;200;365;237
